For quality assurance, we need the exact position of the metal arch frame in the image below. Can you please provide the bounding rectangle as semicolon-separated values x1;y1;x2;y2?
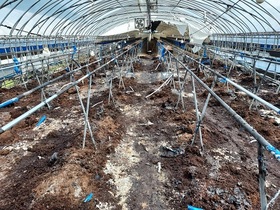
154;2;248;34
89;8;247;36
0;1;264;36
25;0;69;37
176;0;256;34
175;8;249;33
60;1;142;36
0;0;23;30
36;1;90;36
233;1;273;32
22;1;63;37
182;2;256;33
42;2;91;36
61;4;246;36
77;1;260;35
155;1;251;34
78;1;270;35
169;0;279;33
233;0;279;31
83;13;144;36
14;1;89;36
153;5;236;34
0;0;279;38
0;0;20;10
8;1;41;36
164;0;243;33
43;1;92;37
88;13;232;37
65;7;127;36
252;0;280;30
59;4;143;36
171;4;251;34
47;2;126;36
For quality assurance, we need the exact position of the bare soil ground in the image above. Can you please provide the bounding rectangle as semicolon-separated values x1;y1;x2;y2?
0;56;280;210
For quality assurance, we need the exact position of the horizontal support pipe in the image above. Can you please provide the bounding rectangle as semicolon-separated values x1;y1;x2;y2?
0;41;142;134
224;77;280;114
162;41;280;114
0;40;129;108
159;42;280;161
0;59;101;108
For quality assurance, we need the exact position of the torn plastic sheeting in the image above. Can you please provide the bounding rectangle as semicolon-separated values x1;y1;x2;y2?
188;22;210;53
176;24;188;36
192;46;201;54
36;115;46;127
83;193;94;203
188;205;203;210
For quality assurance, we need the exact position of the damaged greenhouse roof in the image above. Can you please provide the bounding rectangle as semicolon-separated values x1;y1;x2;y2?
0;0;279;38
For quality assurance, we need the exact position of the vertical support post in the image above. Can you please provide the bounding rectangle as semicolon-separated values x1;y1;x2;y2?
40;59;46;102
83;45;95;148
175;70;188;110
191;75;204;151
249;62;271;110
258;142;267;210
35;74;51;109
75;82;96;149
82;74;96;148
173;59;179;90
46;56;50;81
108;78;115;105
227;53;237;77
192;76;217;144
117;54;125;90
252;57;258;93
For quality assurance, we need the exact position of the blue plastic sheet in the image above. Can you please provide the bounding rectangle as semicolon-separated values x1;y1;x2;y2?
201;59;210;65
188;205;203;210
83;193;93;203
218;77;227;83
160;47;166;61
266;145;280;160
72;45;77;59
13;57;22;75
161;47;166;57
36;115;46;127
203;47;207;58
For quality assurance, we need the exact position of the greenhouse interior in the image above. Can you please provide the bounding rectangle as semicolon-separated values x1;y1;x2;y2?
0;0;280;209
